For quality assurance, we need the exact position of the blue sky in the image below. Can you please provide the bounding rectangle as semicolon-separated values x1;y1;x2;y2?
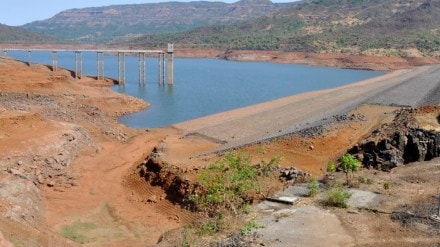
1;0;297;26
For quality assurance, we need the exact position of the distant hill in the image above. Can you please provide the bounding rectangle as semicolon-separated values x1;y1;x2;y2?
22;0;294;43
130;0;440;57
0;23;55;44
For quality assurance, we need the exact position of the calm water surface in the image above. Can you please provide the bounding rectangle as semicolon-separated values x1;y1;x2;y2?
6;51;384;128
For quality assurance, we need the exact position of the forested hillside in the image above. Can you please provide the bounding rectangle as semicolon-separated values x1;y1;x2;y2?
130;0;440;56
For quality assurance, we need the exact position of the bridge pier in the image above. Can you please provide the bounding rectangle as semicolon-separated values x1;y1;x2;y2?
3;50;7;56
51;51;58;72
138;53;146;85
167;44;174;85
74;51;83;79
118;52;126;84
97;52;104;80
158;53;165;84
28;50;32;67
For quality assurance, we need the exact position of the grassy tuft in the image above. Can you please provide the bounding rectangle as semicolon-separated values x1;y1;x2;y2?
323;185;351;208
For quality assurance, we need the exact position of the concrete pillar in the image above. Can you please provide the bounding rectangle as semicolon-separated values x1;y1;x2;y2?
158;53;165;85
74;51;83;79
97;52;104;80
167;44;174;85
3;50;6;56
138;52;146;85
51;51;58;72
28;50;32;67
118;52;126;84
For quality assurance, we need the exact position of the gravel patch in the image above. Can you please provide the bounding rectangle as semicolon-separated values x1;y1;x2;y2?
368;65;440;107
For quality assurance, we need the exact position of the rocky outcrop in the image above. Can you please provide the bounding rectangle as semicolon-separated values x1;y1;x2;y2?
279;167;311;182
347;107;440;171
136;155;201;207
350;129;440;171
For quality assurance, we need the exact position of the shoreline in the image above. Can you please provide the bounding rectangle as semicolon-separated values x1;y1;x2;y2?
2;44;439;71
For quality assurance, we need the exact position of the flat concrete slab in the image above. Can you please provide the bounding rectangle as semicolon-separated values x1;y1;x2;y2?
256;205;354;247
266;196;300;205
346;189;381;208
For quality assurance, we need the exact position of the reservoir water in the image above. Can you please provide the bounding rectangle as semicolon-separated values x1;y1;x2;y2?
6;51;384;128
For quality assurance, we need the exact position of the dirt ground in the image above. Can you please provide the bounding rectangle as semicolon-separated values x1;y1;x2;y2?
0;54;439;247
0;57;184;246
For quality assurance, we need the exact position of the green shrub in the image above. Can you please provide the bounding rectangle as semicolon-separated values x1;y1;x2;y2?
323;185;351;208
196;214;225;235
327;160;336;173
307;177;319;197
189;152;258;212
240;219;263;235
339;154;361;185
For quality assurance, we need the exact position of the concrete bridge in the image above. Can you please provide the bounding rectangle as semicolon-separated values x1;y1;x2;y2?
2;44;174;85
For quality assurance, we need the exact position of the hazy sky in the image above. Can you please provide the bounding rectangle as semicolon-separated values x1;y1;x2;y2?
1;0;298;26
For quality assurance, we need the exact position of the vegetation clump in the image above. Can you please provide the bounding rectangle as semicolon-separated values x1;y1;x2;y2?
327;160;336;173
323;185;351;208
339;153;361;185
188;152;283;237
307;176;320;197
189;152;259;214
240;219;263;235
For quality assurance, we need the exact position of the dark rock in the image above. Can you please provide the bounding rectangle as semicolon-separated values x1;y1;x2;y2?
350;127;440;171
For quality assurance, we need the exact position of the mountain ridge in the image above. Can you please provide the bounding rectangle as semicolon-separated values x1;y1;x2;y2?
22;0;294;43
129;0;440;57
0;23;56;44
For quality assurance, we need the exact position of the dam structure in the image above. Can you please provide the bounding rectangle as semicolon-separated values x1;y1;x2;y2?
2;44;175;85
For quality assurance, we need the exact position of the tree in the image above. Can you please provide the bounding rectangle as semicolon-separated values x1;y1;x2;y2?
339;154;360;186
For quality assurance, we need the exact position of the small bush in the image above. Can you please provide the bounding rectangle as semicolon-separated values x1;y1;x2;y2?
240;219;263;235
358;176;373;184
307;177;319;197
339;154;361;185
323;185;351;208
383;181;390;190
327;160;336;173
242;202;252;215
189;152;257;211
196;214;225;235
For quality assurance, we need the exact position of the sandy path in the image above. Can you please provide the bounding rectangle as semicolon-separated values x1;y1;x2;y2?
174;65;438;150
